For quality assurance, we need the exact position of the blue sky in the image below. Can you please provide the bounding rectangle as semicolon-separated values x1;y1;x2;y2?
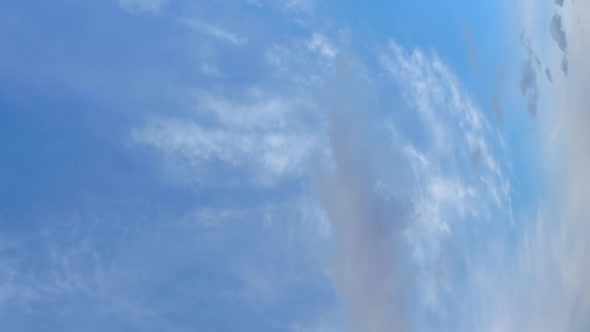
1;1;587;331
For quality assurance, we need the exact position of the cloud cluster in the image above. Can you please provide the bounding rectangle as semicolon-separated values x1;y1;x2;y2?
382;41;512;321
475;2;590;331
519;36;541;116
315;40;512;331
132;92;315;186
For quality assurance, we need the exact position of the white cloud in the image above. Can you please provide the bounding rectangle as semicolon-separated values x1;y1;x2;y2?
0;230;101;311
266;35;337;87
178;18;247;45
381;40;511;213
196;90;292;130
378;39;513;319
311;37;515;331
308;33;338;59
132;92;317;186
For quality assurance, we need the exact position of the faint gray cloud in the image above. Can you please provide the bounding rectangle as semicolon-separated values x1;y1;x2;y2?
545;67;553;83
319;39;514;331
550;14;568;52
307;33;338;59
561;57;569;75
554;0;564;6
520;35;541;117
520;58;538;117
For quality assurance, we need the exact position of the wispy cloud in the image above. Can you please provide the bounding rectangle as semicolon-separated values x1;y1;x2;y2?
280;0;315;14
265;34;338;87
519;35;541;117
315;39;512;331
307;33;338;59
132;92;316;186
178;18;247;45
381;40;513;316
520;57;538;116
475;3;590;331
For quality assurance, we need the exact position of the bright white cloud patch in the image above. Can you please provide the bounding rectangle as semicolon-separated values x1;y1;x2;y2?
458;2;590;332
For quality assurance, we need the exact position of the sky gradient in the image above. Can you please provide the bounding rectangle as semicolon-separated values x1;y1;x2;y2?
0;1;587;331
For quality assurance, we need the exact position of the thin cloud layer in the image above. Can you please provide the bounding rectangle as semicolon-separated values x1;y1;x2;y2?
534;4;590;329
520;58;538;116
314;39;512;331
475;3;590;331
520;36;541;117
550;14;568;52
561;56;569;75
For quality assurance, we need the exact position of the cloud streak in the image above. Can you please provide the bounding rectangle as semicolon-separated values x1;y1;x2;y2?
550;14;568;52
178;18;247;45
132;100;314;186
519;35;541;117
315;39;513;331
